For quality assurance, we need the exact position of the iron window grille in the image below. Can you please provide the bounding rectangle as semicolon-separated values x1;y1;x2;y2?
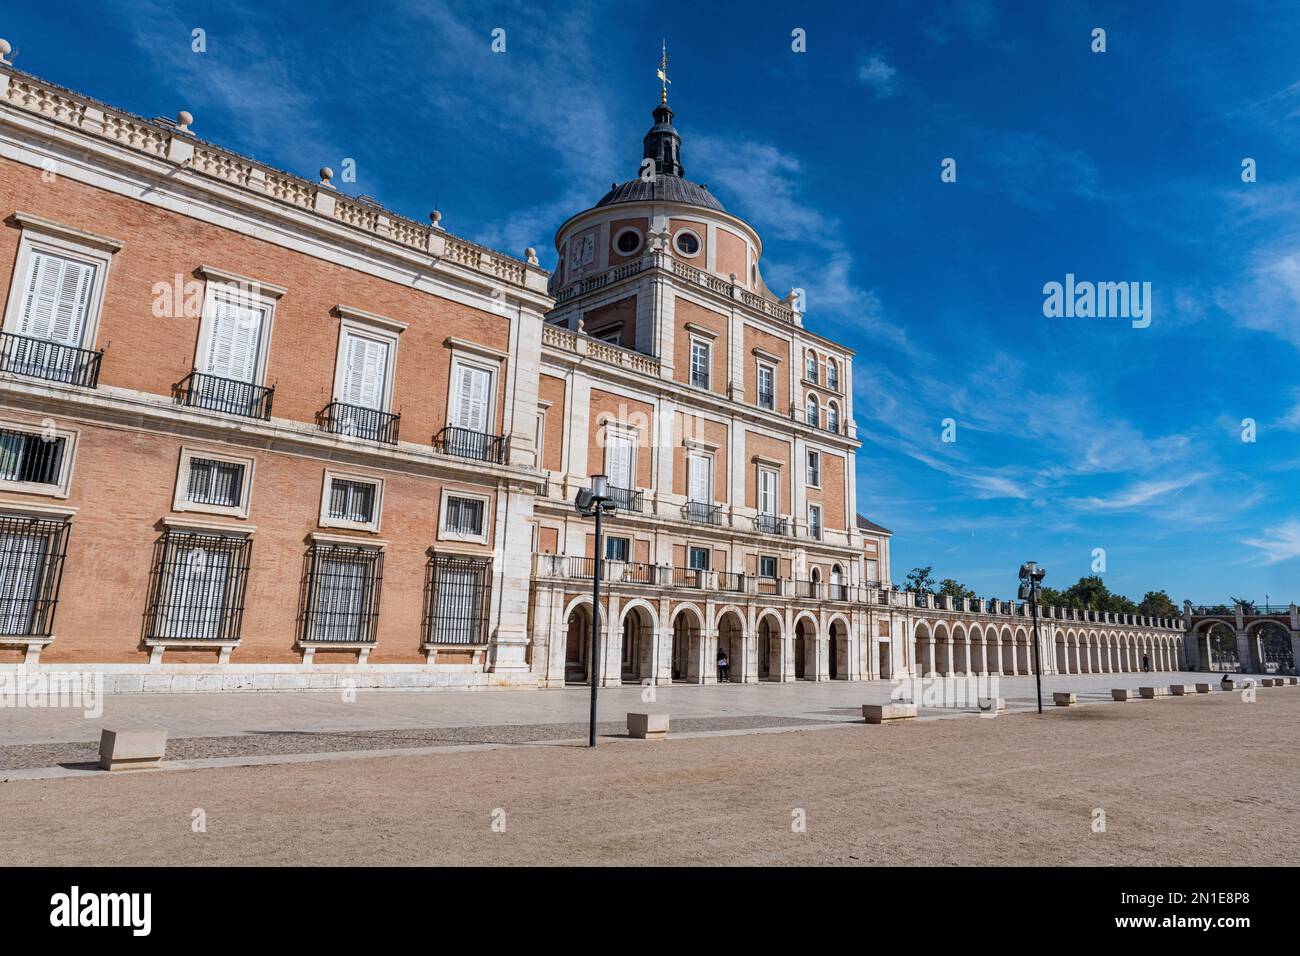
0;427;65;485
0;514;71;637
423;551;492;645
186;457;244;508
328;478;376;524
445;495;485;536
144;529;251;642
302;543;384;643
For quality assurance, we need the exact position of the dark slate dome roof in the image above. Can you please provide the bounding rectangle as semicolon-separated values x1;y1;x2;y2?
595;174;725;212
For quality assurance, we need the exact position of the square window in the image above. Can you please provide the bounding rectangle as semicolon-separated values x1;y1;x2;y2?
689;546;710;570
606;536;630;562
328;478;375;524
445;495;485;536
0;427;66;487
186;457;244;508
304;544;383;644
760;555;778;578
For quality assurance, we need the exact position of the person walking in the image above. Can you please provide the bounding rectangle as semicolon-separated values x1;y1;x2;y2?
717;646;730;683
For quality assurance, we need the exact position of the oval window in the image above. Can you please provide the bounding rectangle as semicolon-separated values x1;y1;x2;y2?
674;231;700;256
615;229;642;255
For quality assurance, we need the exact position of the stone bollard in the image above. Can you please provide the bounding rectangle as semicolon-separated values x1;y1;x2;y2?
1138;686;1168;699
1111;688;1131;701
1053;692;1077;707
1194;683;1212;694
1169;684;1193;696
1220;680;1235;691
1286;677;1299;686
98;727;167;771
627;712;669;739
1260;678;1275;687
977;696;1005;714
863;702;917;724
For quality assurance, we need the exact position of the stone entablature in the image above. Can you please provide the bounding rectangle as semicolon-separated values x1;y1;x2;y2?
0;65;548;297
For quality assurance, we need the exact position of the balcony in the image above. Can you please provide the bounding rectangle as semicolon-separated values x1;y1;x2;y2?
606;485;643;513
319;400;400;444
682;501;721;525
434;425;505;464
0;332;103;388
753;514;790;537
175;370;274;420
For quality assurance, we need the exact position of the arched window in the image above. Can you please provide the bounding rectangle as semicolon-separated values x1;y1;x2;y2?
826;359;838;391
805;351;818;383
806;394;819;427
827;401;840;433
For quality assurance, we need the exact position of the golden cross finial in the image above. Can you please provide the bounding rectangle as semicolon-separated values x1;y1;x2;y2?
657;40;670;104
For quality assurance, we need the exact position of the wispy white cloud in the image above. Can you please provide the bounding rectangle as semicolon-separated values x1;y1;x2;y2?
1241;520;1300;564
1068;477;1197;512
856;55;899;99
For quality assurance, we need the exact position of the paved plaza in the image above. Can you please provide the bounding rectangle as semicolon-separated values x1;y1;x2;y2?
0;676;1295;866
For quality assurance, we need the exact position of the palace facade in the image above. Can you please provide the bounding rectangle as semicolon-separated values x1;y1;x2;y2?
0;54;1187;692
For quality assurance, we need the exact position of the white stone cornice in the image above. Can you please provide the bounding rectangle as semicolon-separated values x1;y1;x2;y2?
198;264;288;298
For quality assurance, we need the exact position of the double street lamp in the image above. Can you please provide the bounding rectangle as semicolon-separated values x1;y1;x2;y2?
1018;562;1047;714
575;475;617;747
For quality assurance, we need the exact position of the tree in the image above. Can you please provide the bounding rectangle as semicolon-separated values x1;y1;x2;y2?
1065;575;1112;609
1138;590;1178;617
904;565;935;594
937;578;976;600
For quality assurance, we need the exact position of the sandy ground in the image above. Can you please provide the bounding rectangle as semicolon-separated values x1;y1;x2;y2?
2;690;1296;866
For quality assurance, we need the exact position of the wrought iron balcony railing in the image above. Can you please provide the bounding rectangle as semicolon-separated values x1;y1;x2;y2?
753;514;790;536
606;485;643;513
0;332;103;388
682;501;721;525
434;426;505;464
717;571;745;592
175;370;274;419
319;400;400;444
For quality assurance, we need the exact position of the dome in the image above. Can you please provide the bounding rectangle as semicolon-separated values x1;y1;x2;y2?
595;174;725;212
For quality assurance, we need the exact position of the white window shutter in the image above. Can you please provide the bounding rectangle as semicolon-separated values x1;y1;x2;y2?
689;454;710;503
606;434;632;489
19;252;94;346
341;333;388;410
203;296;263;383
454;364;491;432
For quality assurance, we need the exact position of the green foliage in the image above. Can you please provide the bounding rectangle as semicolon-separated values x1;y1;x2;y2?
904;565;935;594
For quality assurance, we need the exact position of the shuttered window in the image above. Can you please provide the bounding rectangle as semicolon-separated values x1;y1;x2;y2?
339;331;390;410
758;469;777;516
688;453;711;504
17;250;95;347
201;294;265;384
452;362;492;433
605;432;633;490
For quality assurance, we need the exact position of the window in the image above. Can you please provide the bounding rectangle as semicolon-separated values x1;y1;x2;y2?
445;495;485;536
808;504;823;540
805;352;818;383
756;362;775;410
0;514;70;637
866;559;879;583
827;402;840;434
826;359;839;391
690;339;711;389
674;229;701;257
451;359;495;434
688;546;710;570
592;325;622;344
303;543;383;644
614;228;643;256
606;536;630;562
758;468;778;516
759;555;778;578
688;453;712;504
806;394;819;427
193;280;276;416
146;529;251;642
174;448;254;519
0;426;67;489
329;478;375;524
424;552;492;645
186;458;243;508
605;430;634;491
806;450;821;487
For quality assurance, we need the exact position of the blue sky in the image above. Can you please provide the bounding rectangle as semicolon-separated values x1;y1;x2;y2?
8;0;1299;603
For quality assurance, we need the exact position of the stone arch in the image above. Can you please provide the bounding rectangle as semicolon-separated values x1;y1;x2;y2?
1014;626;1030;674
670;603;704;682
794;610;820;680
934;623;952;676
914;620;933;676
951;623;969;676
756;609;783;681
562;595;610;685
1200;621;1239;673
1056;627;1070;674
967;624;986;674
715;607;746;684
618;599;658;684
1250;620;1293;674
1000;626;1016;674
827;613;851;680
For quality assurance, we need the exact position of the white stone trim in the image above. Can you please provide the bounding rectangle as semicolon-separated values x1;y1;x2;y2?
2;217;115;351
437;487;492;545
0;416;78;499
331;316;400;414
196;264;287;298
318;469;385;534
10;211;123;251
161;515;255;535
333;303;408;333
172;445;256;519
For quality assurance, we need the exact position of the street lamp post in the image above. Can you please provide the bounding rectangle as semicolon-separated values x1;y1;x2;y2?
574;474;616;747
1018;562;1047;714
